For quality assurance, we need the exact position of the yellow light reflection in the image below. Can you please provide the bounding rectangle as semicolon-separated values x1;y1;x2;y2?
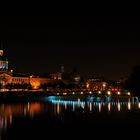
99;103;101;112
127;92;131;96
128;102;131;110
57;101;60;115
108;103;111;112
89;103;92;112
117;92;120;95
63;93;67;95
117;102;121;111
107;91;111;95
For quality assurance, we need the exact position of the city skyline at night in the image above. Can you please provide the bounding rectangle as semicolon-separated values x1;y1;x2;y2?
1;16;140;80
1;15;140;140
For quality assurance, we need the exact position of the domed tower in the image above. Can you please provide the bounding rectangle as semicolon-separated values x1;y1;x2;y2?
0;43;8;71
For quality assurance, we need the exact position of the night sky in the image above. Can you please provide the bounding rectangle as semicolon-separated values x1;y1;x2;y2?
0;15;140;80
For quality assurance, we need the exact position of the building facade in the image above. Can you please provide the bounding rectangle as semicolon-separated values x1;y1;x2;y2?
0;48;53;90
86;77;108;91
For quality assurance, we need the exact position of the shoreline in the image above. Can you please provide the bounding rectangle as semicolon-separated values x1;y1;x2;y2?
0;91;134;103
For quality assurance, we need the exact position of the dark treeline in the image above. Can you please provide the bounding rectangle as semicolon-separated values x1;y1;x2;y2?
125;65;140;97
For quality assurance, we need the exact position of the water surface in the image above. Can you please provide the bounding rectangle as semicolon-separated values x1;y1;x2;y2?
1;96;140;139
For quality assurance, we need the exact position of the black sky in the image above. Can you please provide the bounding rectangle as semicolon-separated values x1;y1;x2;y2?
0;15;140;80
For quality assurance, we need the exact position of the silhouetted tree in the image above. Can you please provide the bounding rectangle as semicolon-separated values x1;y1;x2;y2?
125;65;140;97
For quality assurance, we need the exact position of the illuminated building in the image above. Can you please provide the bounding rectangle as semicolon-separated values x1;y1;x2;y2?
0;46;8;71
50;72;62;80
0;47;54;90
86;77;108;91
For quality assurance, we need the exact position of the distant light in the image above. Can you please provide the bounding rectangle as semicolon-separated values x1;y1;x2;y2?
89;91;92;94
86;83;90;89
117;91;120;95
98;91;101;94
115;88;118;91
102;83;106;87
138;103;140;109
57;93;59;95
107;91;111;95
63;92;67;95
33;86;38;90
72;92;75;95
112;88;115;91
127;92;131;96
81;92;83;95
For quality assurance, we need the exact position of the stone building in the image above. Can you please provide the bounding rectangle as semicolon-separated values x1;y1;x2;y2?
0;47;53;90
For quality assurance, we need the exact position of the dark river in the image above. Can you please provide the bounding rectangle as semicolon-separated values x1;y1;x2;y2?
0;96;140;139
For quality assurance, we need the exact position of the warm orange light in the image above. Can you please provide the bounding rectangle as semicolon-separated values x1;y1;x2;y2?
86;83;90;89
102;83;106;87
30;79;41;89
33;86;38;90
30;103;41;113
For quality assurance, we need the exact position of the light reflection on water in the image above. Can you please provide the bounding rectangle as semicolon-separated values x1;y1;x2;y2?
0;96;140;139
108;102;111;112
118;102;121;111
50;99;140;113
